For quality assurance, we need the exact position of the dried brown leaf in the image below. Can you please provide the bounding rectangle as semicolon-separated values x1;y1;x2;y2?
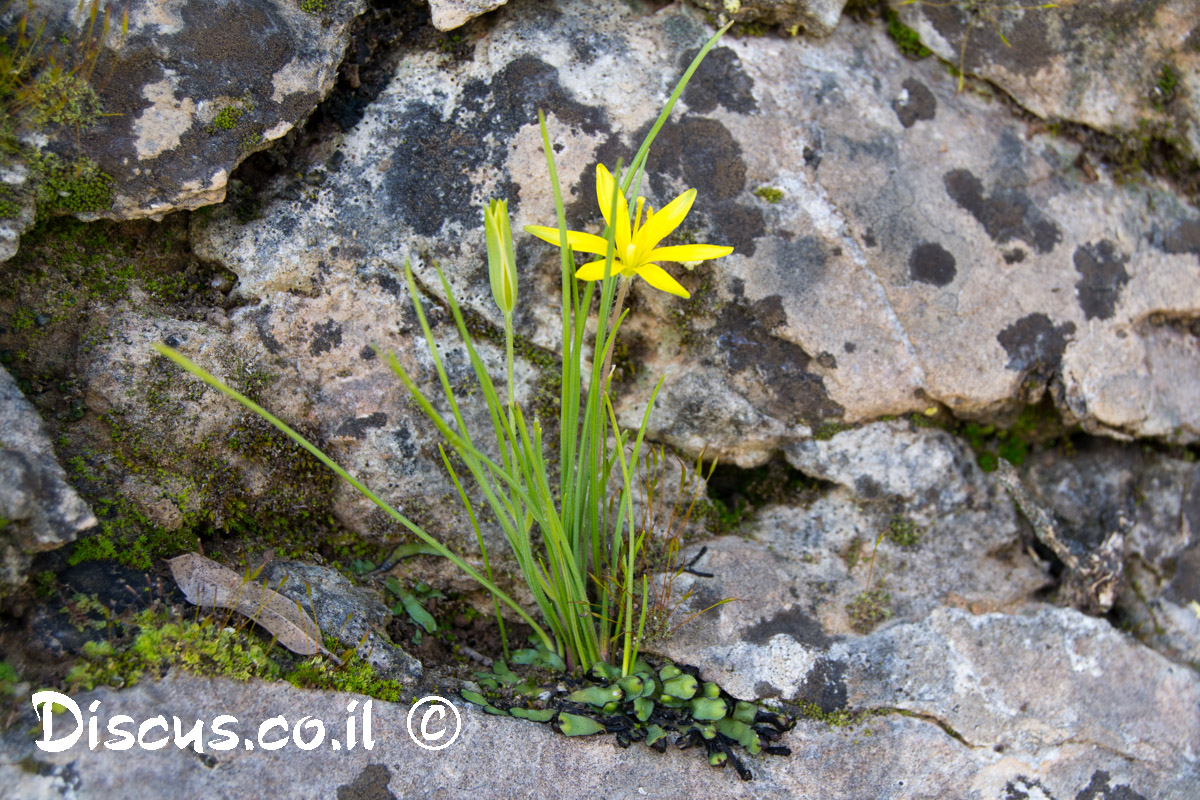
168;552;335;660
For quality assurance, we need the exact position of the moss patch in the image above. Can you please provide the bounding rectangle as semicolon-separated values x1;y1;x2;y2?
28;152;113;217
886;515;922;548
847;587;892;633
884;8;932;60
65;613;282;691
753;186;784;204
286;647;406;703
904;398;1073;472
56;601;411;704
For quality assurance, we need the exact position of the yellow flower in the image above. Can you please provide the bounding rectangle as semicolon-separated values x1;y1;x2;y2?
484;198;518;316
524;164;733;299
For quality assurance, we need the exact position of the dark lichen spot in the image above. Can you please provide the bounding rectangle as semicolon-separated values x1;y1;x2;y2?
1004;777;1057;800
843;341;857;353
681;46;757;115
855;475;883;499
892;78;936;128
570;30;622;65
1073;240;1130;320
1163;472;1200;605
908;242;957;286
997;313;1075;374
944;169;1061;254
795;658;847;714
309;319;343;355
337;763;397;800
1154;217;1200;260
817;352;837;369
252;306;283;354
768;236;828;299
713;301;844;428
374;272;403;298
803;146;821;169
336;412;387;440
743;606;832;648
862;229;877;248
1074;770;1148;800
392;426;417;460
595;115;763;256
359;345;376;360
1003;248;1026;264
386;56;607;237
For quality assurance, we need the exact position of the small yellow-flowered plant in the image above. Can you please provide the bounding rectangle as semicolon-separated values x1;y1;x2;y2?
524;164;733;298
154;22;737;680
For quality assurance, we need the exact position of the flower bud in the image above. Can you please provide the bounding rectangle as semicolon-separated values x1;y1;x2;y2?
484;198;518;316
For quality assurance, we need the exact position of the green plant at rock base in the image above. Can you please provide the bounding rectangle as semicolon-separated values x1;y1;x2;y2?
154;24;736;678
887;515;922;547
461;654;794;780
1152;65;1179;109
210;105;244;131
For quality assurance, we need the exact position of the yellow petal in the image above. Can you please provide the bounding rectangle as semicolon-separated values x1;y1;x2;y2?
596;164;631;251
646;244;733;263
635;188;696;254
575;258;629;281
524;225;612;255
633;263;690;298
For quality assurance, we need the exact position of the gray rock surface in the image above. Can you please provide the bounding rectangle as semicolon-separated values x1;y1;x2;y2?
895;0;1200;162
11;0;365;223
690;0;849;36
261;560;422;683
0;155;35;263
2;601;1194;798
428;0;509;31
190;0;1200;481
1020;440;1200;665
660;422;1050;699
0;366;96;599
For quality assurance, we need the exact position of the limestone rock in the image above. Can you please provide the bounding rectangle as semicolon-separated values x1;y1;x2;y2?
0;155;35;263
783;421;979;507
192;0;1200;477
260;560;422;683
8;0;365;223
689;0;849;36
2;603;1195;797
0;366;96;600
839;605;1199;798
428;0;509;32
660;423;1049;700
1020;440;1200;665
895;0;1200;162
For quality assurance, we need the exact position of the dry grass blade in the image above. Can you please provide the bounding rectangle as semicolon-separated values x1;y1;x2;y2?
168;553;339;662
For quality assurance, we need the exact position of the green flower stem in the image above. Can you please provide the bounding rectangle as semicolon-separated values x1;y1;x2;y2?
151;342;554;652
599;276;630;395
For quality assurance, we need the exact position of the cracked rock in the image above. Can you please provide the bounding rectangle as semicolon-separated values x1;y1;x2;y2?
260;560;422;683
4;0;366;228
0;366;96;600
